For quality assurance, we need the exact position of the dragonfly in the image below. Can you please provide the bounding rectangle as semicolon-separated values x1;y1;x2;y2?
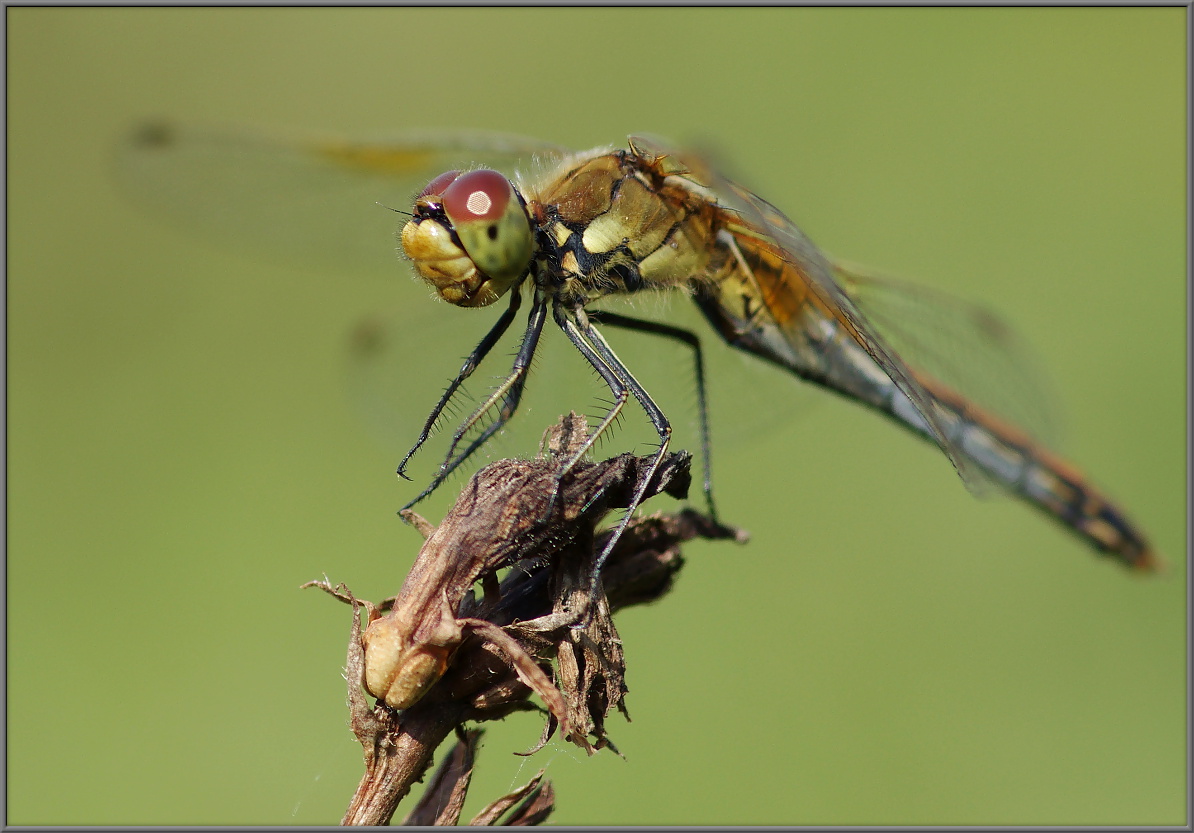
120;121;1158;579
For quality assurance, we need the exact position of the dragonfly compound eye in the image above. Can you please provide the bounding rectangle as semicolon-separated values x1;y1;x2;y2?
443;170;533;289
401;168;533;307
418;169;461;198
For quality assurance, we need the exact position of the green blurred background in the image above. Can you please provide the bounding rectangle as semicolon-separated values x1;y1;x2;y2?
7;8;1186;826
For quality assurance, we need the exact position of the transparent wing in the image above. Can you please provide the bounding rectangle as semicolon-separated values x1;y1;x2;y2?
626;133;990;490
118;120;573;466
117;119;568;276
831;261;1065;450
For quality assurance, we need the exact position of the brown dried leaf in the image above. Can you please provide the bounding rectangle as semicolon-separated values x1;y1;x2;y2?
467;771;553;826
457;617;584;751
502;779;555;826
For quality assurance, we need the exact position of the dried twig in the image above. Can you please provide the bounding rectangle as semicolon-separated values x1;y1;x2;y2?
304;414;747;825
400;728;480;826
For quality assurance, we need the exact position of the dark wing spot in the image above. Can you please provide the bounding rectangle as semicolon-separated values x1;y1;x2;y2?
131;120;175;149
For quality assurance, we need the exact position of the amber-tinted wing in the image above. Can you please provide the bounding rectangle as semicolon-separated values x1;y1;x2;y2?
627;134;989;489
118;120;568;276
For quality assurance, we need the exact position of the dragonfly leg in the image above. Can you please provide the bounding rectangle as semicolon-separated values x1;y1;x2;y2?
396;287;523;480
555;303;673;623
400;290;548;512
550;305;633;478
588;309;718;521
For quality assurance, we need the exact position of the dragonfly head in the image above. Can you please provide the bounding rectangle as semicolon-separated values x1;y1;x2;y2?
400;168;534;308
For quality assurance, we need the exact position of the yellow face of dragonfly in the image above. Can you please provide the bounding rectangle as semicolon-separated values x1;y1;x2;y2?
400;168;535;307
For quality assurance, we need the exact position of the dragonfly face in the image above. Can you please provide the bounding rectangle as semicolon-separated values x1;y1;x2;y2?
118;122;1158;574
401;168;534;307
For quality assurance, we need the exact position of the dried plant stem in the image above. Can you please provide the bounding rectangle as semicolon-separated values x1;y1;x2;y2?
305;415;747;825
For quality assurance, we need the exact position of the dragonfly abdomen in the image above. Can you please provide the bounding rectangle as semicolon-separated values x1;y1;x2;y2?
910;375;1157;570
838;331;1156;570
696;282;1155;570
692;222;1156;570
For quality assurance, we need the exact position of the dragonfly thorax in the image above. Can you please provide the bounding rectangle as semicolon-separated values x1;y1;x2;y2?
400;168;535;307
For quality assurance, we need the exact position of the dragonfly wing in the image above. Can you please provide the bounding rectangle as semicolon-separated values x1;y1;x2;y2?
118;120;568;276
627;134;989;489
119;121;571;462
628;135;1157;568
832;262;1066;450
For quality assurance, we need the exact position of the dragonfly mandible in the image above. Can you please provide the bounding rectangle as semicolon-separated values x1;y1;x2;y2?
120;123;1158;576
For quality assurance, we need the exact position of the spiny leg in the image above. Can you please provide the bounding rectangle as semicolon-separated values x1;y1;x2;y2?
551;304;632;477
557;304;673;620
576;312;673;570
396;287;523;480
588;309;717;521
401;290;550;512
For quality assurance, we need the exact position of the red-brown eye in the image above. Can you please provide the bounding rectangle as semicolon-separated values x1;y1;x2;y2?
406;167;531;305
442;169;512;223
419;170;460;199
